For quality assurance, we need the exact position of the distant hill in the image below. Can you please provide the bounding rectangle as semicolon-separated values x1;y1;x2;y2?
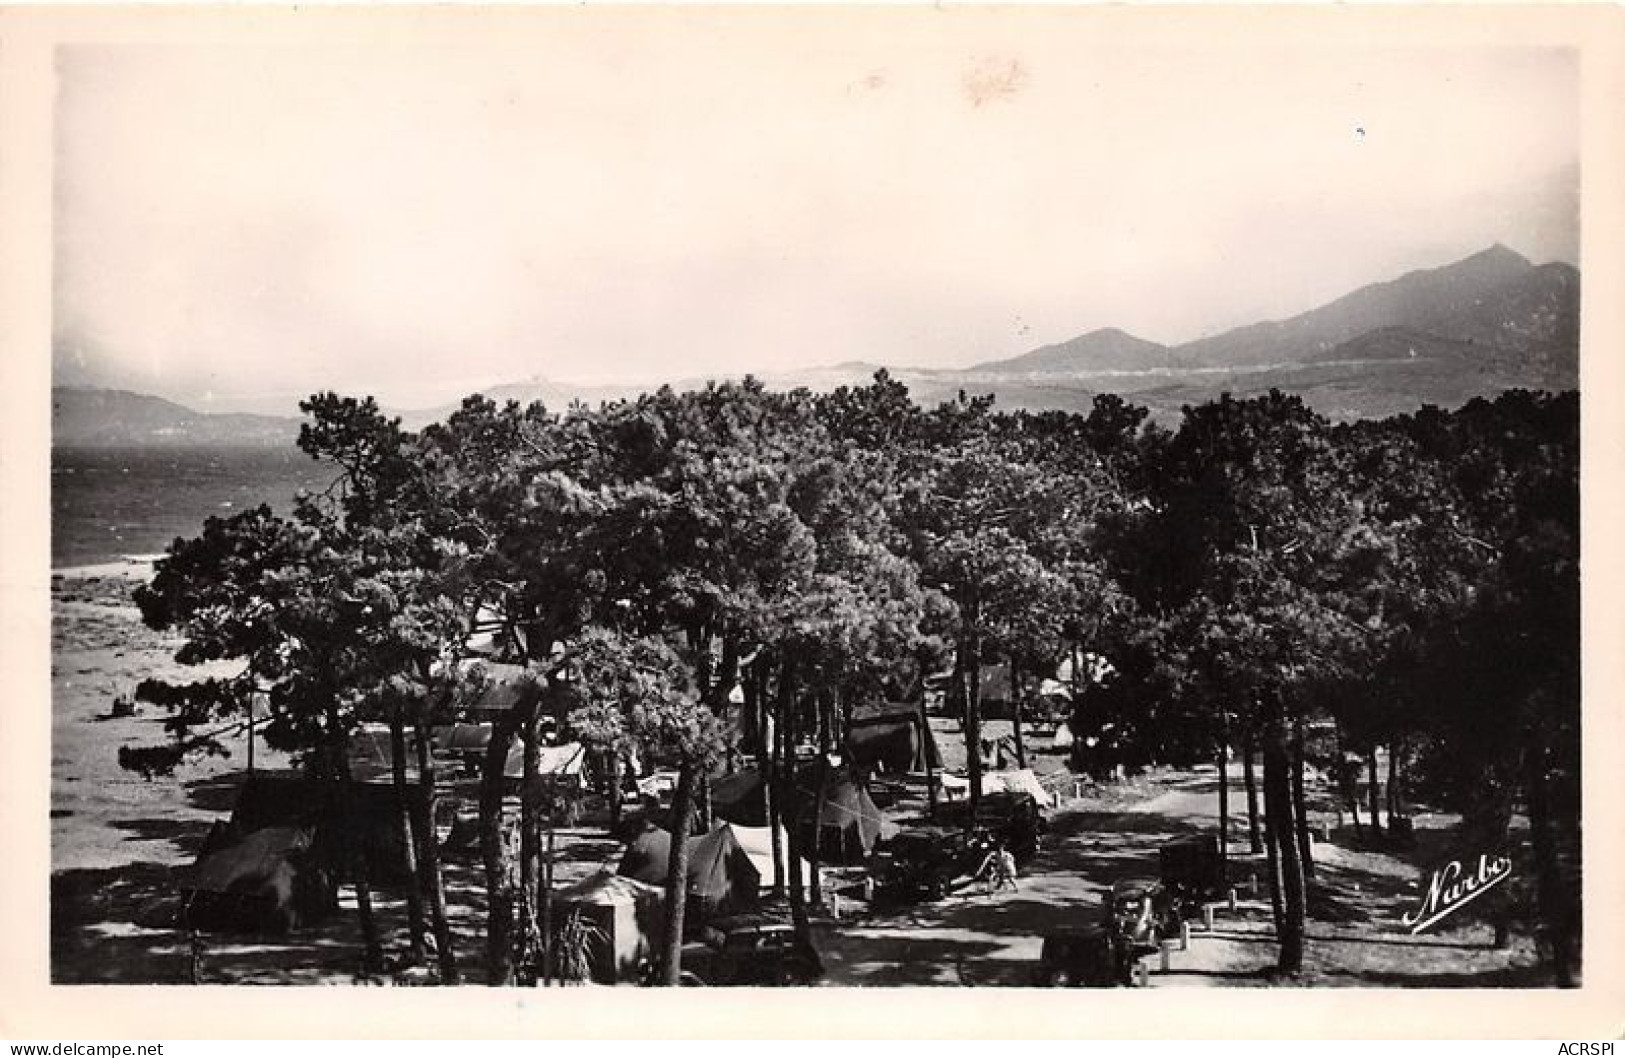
970;328;1175;374
923;243;1578;421
409;246;1578;425
53;388;301;447
61;243;1580;438
1169;244;1547;368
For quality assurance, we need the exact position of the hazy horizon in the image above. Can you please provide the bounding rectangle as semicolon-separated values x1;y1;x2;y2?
52;14;1579;413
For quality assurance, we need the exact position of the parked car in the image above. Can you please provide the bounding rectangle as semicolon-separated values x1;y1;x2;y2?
637;962;709;987
934;790;1044;864
1158;834;1227;916
703;913;824;987
871;826;995;901
1034;927;1120;987
1103;878;1179;951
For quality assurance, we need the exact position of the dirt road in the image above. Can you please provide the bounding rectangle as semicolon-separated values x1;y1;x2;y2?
817;765;1551;988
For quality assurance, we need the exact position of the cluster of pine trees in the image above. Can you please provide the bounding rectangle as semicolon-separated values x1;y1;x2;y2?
125;371;1579;985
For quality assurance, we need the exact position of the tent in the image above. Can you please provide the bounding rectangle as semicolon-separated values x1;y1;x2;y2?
346;725;399;775
178;824;337;935
711;766;898;864
433;723;493;758
936;769;1056;808
984;768;1056;807
228;772;414;884
710;768;769;827
616;823;760;925
846;702;941;776
503;740;587;783
554;870;665;984
923;665;1013;711
726;823;814;894
801;771;898;864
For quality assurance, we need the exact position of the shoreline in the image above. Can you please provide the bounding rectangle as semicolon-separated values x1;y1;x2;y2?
52;554;162;581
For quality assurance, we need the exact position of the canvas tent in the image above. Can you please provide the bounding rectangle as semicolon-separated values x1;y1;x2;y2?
228;772;414;884
846;702;941;776
433;723;492;757
727;823;814;894
503;740;587;783
984;768;1056;807
616;823;760;925
709;768;769;827
554;870;664;984
432;723;493;778
178;824;337;934
937;769;1056;807
711;766;895;865
346;725;399;776
802;771;898;864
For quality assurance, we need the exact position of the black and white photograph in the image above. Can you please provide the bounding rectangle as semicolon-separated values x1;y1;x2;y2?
5;2;1623;1037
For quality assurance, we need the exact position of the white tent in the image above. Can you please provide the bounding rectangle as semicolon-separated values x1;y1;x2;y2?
985;768;1056;807
503;740;587;781
726;823;815;894
555;869;664;984
939;769;1057;807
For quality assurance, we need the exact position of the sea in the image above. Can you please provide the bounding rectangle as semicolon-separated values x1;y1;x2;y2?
52;446;336;569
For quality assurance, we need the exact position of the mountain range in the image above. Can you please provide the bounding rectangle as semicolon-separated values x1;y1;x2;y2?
53;244;1579;445
52;387;307;447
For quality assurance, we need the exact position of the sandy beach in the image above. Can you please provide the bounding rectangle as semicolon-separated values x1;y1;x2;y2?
50;557;301;983
49;559;612;985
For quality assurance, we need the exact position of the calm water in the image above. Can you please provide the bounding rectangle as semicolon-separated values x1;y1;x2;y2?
52;446;336;568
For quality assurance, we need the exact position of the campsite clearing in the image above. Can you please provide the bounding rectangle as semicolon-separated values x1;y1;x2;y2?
50;568;1550;987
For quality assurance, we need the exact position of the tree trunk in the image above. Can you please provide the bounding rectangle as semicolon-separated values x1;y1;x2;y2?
1263;711;1306;974
697;772;713;835
388;713;428;964
1011;657;1027;769
920;696;938;816
1386;739;1404;822
963;621;984;818
607;749;622;830
810;739;828;908
479;713;519;986
1524;728;1577;987
1366;747;1384;835
1243;730;1263;853
776;660;812;941
519;705;542;979
658;764;696;986
785;779;810;940
1217;708;1230;863
1291;714;1314;881
1263;783;1285;936
761;665;784;897
541;821;555;986
414;720;460;984
333;739;384;975
947;646;966;738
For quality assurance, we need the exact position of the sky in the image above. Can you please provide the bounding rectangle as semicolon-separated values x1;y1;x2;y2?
51;12;1580;413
